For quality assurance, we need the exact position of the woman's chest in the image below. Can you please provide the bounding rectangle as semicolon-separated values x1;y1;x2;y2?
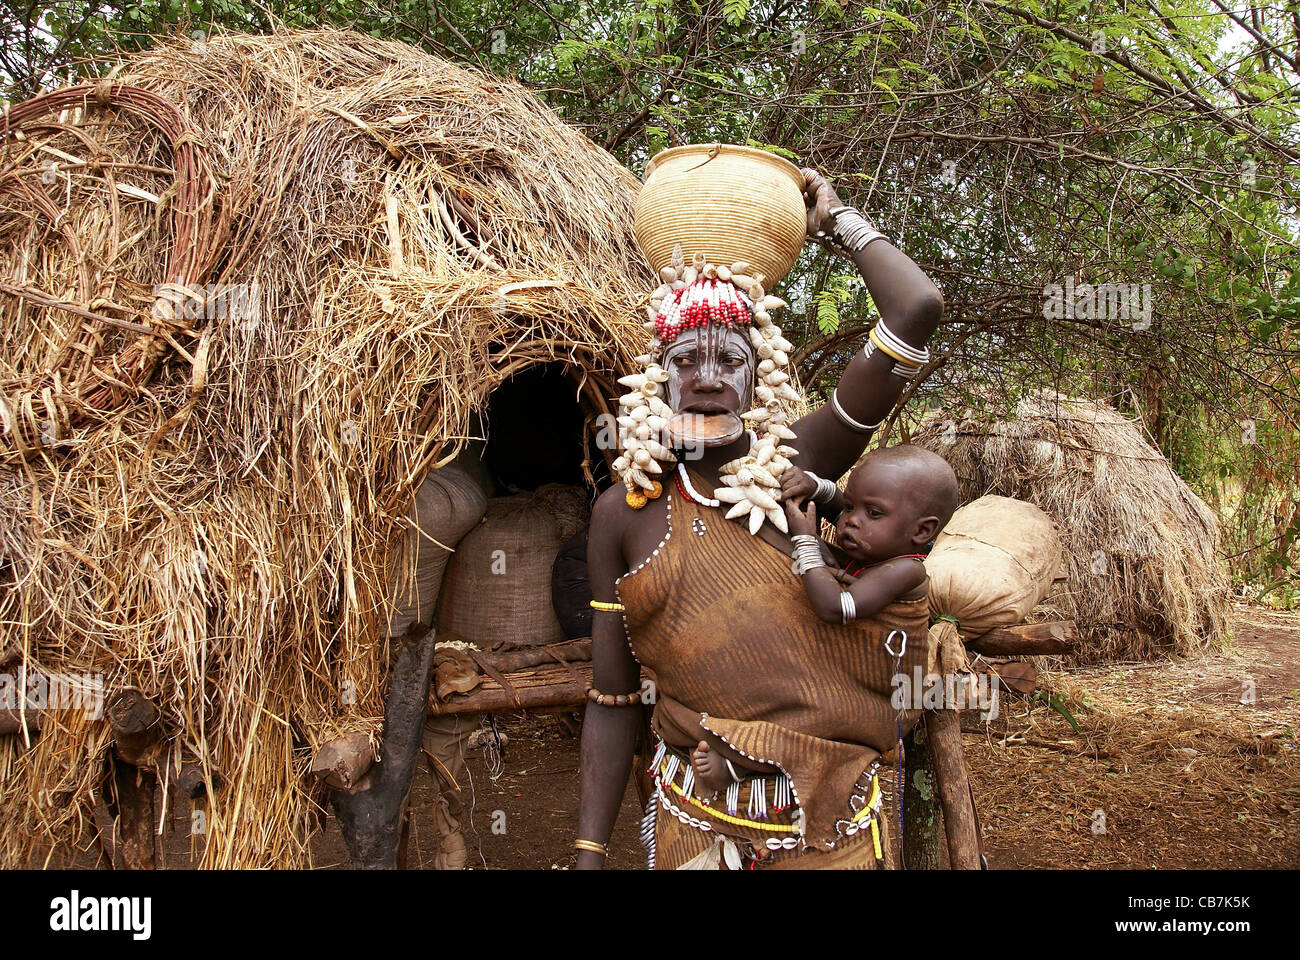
619;479;796;576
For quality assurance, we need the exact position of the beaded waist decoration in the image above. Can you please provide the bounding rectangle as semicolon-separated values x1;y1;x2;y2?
648;740;802;851
649;740;885;861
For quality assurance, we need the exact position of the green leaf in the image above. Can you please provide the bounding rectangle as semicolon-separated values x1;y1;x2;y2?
815;291;840;335
1050;693;1082;734
722;0;750;26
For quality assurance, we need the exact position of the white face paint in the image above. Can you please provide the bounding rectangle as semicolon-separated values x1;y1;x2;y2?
662;324;756;414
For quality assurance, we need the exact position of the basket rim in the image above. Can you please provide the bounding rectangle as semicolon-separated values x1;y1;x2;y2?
643;143;805;189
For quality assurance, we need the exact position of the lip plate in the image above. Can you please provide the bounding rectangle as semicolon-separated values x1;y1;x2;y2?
666;411;744;448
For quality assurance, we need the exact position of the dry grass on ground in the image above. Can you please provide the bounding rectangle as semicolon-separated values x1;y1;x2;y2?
966;605;1298;868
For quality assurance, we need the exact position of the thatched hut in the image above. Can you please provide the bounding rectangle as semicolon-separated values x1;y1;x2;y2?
911;391;1231;664
0;30;652;867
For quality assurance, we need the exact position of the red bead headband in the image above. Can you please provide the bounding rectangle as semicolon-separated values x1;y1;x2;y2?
654;278;752;345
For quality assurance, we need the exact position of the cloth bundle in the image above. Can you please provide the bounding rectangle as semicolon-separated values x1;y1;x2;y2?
923;495;1063;685
439;484;590;649
386;463;488;638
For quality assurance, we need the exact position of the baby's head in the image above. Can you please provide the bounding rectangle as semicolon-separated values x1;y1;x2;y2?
836;445;959;564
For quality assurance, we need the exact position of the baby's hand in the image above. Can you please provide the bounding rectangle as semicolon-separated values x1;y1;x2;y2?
780;465;817;507
784;497;819;537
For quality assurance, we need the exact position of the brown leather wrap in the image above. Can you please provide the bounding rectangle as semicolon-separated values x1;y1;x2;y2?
617;472;930;847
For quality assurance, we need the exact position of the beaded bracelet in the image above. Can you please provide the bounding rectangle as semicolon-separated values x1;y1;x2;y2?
589;600;624;613
586;686;641;707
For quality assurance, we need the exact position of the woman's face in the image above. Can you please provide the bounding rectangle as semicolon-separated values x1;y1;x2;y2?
662;324;755;416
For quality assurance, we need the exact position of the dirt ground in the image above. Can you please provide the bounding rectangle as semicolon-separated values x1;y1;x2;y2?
296;603;1297;870
964;604;1299;869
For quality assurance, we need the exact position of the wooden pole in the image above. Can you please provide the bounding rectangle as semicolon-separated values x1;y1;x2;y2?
927;709;982;870
112;761;158;871
331;625;438;869
107;690;162;870
966;620;1075;657
901;721;944;869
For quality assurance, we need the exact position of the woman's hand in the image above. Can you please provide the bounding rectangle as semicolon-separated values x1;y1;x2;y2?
784;497;819;537
801;167;843;243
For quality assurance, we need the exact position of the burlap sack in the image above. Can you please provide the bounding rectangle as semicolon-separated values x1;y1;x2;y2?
386;463;487;638
925;495;1061;635
923;495;1062;681
439;484;590;649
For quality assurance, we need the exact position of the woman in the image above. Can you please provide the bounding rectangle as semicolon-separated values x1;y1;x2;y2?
575;168;944;869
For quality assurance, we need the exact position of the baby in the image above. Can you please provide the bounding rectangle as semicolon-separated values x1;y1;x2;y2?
781;444;959;624
689;445;959;792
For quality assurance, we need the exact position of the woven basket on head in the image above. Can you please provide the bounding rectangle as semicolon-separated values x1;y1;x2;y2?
633;144;807;287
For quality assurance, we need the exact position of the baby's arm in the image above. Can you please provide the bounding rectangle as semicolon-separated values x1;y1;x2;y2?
785;499;854;623
785;500;925;623
843;558;926;620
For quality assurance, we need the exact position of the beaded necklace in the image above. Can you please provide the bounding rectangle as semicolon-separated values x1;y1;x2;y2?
674;462;719;507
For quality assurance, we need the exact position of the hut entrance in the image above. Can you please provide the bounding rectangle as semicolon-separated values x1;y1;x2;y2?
479;362;607;496
392;359;605;868
434;361;599;660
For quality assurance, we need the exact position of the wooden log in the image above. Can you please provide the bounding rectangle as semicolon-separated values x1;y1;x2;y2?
477;639;591;673
429;678;589;715
966;620;1076;657
428;662;593;715
926;709;981;870
902;721;944;870
311;733;375;790
107;689;161;767
331;625;438;869
0;707;39;736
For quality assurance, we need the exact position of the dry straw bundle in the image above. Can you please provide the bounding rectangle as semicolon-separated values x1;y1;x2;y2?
0;29;652;867
912;391;1231;664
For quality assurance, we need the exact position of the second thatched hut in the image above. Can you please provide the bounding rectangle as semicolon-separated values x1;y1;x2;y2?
911;391;1231;664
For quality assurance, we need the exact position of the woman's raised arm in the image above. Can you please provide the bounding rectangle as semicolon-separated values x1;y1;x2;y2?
791;168;944;482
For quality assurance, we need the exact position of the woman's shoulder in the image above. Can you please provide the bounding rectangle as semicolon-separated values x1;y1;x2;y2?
590;480;668;537
591;482;636;532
